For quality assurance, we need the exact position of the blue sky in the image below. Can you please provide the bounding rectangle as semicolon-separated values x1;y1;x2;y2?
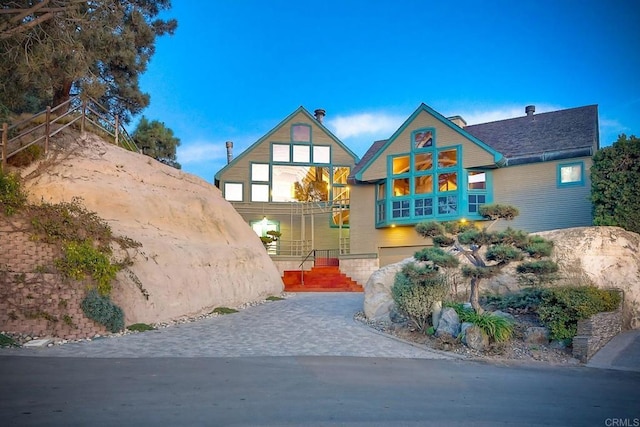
133;0;640;182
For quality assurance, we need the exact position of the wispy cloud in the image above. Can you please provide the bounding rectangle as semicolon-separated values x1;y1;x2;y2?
326;112;406;140
177;140;227;165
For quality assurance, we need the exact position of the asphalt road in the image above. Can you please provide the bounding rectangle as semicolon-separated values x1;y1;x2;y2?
1;356;638;426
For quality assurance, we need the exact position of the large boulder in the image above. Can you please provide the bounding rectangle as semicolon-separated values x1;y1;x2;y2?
16;132;284;324
537;227;640;329
435;307;460;338
363;257;414;322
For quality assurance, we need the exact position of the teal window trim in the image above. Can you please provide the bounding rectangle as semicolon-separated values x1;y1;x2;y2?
312;144;331;164
271;143;291;163
412;127;436;150
250;162;270;182
464;169;493;219
557;161;585;187
223;181;244;202
291;123;312;143
379;144;470;228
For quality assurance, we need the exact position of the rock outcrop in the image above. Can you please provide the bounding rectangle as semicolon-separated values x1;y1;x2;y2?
15;132;283;324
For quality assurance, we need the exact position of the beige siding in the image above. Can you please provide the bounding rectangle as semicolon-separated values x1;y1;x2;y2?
350;183;432;262
361;110;496;181
493;157;593;232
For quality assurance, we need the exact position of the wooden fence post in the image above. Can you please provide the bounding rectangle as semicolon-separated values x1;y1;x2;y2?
81;100;86;133
45;106;51;155
115;114;119;147
1;122;7;173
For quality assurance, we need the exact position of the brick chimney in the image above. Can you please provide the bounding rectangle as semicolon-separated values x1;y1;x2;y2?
314;109;326;124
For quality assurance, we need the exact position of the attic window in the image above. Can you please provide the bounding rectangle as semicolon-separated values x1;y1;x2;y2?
292;124;311;142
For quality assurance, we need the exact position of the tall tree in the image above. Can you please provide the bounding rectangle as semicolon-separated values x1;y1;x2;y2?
132;116;181;169
591;134;640;234
0;0;177;122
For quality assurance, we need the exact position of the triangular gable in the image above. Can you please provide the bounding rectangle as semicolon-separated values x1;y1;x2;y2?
214;106;359;181
352;103;505;181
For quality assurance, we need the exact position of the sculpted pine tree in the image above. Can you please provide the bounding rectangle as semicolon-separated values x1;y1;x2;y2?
0;0;177;121
415;204;556;313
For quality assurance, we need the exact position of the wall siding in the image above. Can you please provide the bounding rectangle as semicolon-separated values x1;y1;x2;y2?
492;157;593;232
361;110;496;181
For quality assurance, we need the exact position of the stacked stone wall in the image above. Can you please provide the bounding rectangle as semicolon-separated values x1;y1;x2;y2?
572;309;622;363
0;217;107;339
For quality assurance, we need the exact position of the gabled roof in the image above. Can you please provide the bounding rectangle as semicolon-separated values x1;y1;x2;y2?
215;106;359;181
349;104;600;182
464;105;599;165
350;103;504;182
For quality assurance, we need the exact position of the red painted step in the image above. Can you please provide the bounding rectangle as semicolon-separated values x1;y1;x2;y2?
282;266;363;292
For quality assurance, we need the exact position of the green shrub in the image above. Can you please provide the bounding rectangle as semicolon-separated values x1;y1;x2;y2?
413;247;459;268
516;260;559;275
266;296;285;301
479;204;519;220
392;263;449;333
127;323;155;332
56;240;119;296
0;333;19;348
0;172;27;215
538;286;621;341
212;307;238;315
9;143;43;167
81;289;124;333
445;302;513;342
483;287;546;311
522;237;554;258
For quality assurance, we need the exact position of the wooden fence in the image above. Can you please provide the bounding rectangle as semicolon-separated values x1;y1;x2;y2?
1;96;139;172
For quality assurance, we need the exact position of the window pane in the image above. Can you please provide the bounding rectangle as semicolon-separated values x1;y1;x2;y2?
392;200;410;218
333;186;349;203
438;196;457;215
393;178;410;196
333;166;350;184
392;156;410;174
438;149;457;168
438;172;457;191
293;145;310;162
377;202;386;222
415;175;433;194
273;144;290;162
292;125;311;142
415;197;433;216
414;153;433;171
468;194;486;213
313;146;330;164
224;183;243;201
561;164;582;183
251;163;269;181
414;130;433;148
468;171;486;190
332;207;349;226
272;165;328;202
251;184;269;202
377;182;386;200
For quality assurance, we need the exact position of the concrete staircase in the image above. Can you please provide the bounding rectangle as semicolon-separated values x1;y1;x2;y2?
282;266;363;292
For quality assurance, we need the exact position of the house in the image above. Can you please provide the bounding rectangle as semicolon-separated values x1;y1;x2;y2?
215;103;599;287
